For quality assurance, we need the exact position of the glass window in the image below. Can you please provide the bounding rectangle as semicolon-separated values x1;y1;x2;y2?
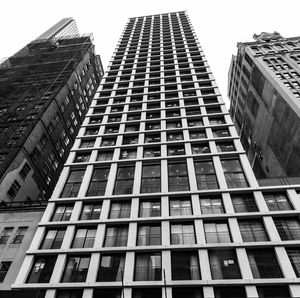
168;162;190;192
93;289;121;298
257;286;291;298
114;165;135;194
97;150;113;161
51;205;73;221
97;254;125;281
80;203;101;220
61;256;90;282
7;181;21;200
74;153;90;163
145;133;161;143
19;162;31;180
139;200;161;217
109;201;131;219
80;139;95;148
189;130;206;139
200;196;224;214
143;147;161;158
26;256;57;283
40;229;65;249
171;251;200;280
72;228;96;248
167;132;183;141
286;248;300;277
56;290;83;298
209;249;241;279
0;227;13;245
274;218;300;240
221;159;248;188
204;222;231;243
191;143;210;154
104;226;128;247
167;145;185;156
173;288;203;298
231;194;258;212
137;225;161;246
212;128;230;138
0;261;11;283
60;170;85;198
264;193;292;211
216;142;235;152
86;168;110;196
133;289;162;298
239;220;268;242
194;161;218;189
120;149;137;160
134;253;161;281
170;198;192;216
248;249;283;278
171;223;195;245
141;164;161;193
214;287;246;298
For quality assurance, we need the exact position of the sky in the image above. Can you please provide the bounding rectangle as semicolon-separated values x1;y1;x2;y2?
1;0;300;105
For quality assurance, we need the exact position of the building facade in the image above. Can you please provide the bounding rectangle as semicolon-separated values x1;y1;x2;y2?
228;33;300;179
13;12;300;298
0;18;103;203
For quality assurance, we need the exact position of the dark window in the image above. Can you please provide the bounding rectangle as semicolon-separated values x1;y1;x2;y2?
40;229;65;249
51;205;73;221
80;139;95;148
143;147;161;158
26;256;56;283
214;287;246;298
257;286;291;298
104;226;128;247
19;162;31;180
11;226;27;244
209;249;241;279
191;143;210;154
286;248;300;277
72;228;96;248
194;161;218;189
60;170;85;198
56;290;83;298
167;145;185;156
86;168;109;196
97;150;113;161
168;162;190;191
134;253;161;281
109;201;131;218
239;220;268;242
248;249;282;278
141;164;161;193
97;254;125;281
0;261;11;282
114;165;135;194
221;159;248;188
61;256;90;282
274;218;300;240
133;288;162;298
80;203;101;220
231;194;258;212
139;200;161;217
7;181;21;200
216;142;235;152
171;251;200;280
0;227;13;245
137;225;161;246
264;193;292;211
200;196;224;214
172;288;203;298
120;149;137;160
93;289;121;298
74;153;90;163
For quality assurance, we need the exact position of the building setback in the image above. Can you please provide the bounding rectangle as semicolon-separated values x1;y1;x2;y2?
228;32;300;179
13;12;300;298
0;18;103;203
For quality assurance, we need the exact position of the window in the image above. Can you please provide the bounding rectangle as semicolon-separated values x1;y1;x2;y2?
0;228;13;245
137;225;161;246
194;161;218;189
168;162;190;191
104;226;128;247
204;222;231;243
7;181;21;200
212;128;230;138
264;193;292;211
134;253;161;281
286;248;300;277
133;289;162;298
0;261;11;283
171;223;195;245
214;287;246;298
61;256;90;282
109;201;131;218
86;168;109;196
143;147;161;158
171;251;200;280
74;153;90;163
141;164;161;193
60;170;85;198
12;227;27;244
248;249;282;278
170;198;192;216
93;289;121;298
173;288;203;298
221;159;248;188
72;227;96;248
274;218;300;240
80;139;95;148
239;220;269;242
167;145;185;156
80;203;101;220
113;165;135;194
19;162;31;180
200;196;224;214
56;290;83;298
120;149;137;159
145;133;160;143
97;254;125;281
26;256;57;283
40;229;65;249
231;194;258;212
51;205;73;221
209;249;241;279
101;137;116;146
257;286;291;298
191;143;210;154
139;200;161;217
97;150;113;161
167;132;183;141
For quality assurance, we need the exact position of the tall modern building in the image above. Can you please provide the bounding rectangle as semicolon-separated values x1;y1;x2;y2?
228;32;300;179
0;18;103;203
13;12;300;298
0;18;103;294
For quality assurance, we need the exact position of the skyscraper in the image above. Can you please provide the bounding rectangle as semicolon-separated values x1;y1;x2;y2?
0;18;103;203
228;32;300;179
14;13;300;298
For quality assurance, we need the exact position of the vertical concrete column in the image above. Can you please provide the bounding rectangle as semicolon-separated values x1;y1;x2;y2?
253;191;269;212
161;196;169;217
275;246;296;278
131;198;139;219
78;165;93;197
100;199;110;220
162;250;172;281
28;226;45;250
228;218;243;243
234;138;244;152
236;248;253;279
86;253;100;282
263;216;281;241
49;254;67;283
44;290;56;298
123;288;132;298
82;289;93;298
203;286;214;298
198;249;211;280
186;157;198;191
240;154;259;188
287;189;300;210
71;200;82;221
161;160;168;193
194;219;205;244
162;220;170;246
133;161;142;195
222;193;234;213
191;194;201;215
290;285;300;298
213;156;227;189
123;251;135;284
40;202;55;223
51;167;69;198
128;222;137;247
245;286;258;298
14;255;34;284
94;224;106;248
105;163;117;196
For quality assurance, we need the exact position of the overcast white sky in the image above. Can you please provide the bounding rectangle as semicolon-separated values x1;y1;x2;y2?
1;0;300;105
